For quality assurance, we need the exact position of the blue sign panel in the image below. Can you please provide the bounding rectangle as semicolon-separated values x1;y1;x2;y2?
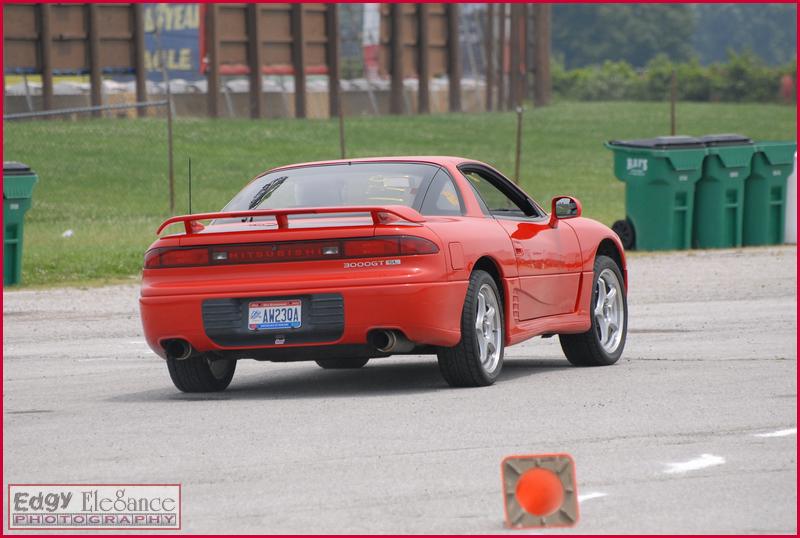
143;4;202;81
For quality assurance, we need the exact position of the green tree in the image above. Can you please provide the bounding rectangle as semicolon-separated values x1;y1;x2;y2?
690;4;797;66
553;4;695;69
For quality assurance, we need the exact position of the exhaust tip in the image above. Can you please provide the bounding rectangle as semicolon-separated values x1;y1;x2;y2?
368;330;414;354
368;330;394;353
163;339;193;360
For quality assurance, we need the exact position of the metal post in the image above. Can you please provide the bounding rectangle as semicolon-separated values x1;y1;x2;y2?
365;81;379;115
670;69;677;136
485;4;495;112
291;3;307;118
247;3;264;119
40;4;54;111
447;4;461;113
389;4;404;115
326;4;342;119
417;4;430;114
22;75;33;112
338;102;346;159
188;158;192;214
88;4;102;116
514;106;523;184
166;107;175;214
206;5;221;118
154;24;175;214
222;82;235;117
133;5;147;116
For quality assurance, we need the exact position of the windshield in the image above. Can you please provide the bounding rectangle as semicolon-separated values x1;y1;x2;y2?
222;162;443;213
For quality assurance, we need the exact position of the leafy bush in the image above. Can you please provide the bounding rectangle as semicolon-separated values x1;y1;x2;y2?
552;53;796;103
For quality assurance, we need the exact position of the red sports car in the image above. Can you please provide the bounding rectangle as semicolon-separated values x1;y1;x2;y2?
140;157;627;392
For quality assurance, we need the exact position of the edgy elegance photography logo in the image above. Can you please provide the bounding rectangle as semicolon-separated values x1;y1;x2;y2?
8;484;181;530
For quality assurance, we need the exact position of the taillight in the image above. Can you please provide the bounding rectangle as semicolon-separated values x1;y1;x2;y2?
342;237;439;257
398;236;439;255
143;236;438;269
144;247;209;269
343;237;400;257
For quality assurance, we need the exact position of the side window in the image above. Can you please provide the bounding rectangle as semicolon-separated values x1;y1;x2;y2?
462;169;527;217
420;172;464;216
465;180;491;215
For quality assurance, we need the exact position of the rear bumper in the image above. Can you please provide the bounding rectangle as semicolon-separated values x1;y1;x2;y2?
139;281;467;358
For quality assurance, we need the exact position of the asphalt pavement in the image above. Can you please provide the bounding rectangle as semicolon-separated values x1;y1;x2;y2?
3;246;797;533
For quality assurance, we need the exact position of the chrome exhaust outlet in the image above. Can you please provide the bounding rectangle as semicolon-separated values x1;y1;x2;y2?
164;339;193;361
368;330;415;353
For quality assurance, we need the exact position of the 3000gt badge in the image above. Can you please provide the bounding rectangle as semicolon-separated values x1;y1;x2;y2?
343;259;401;269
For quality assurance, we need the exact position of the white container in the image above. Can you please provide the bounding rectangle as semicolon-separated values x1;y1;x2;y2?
785;152;797;244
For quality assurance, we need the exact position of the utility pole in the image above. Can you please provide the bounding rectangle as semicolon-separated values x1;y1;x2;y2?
497;4;507;111
485;4;495;112
508;4;521;109
532;4;552;107
389;4;404;114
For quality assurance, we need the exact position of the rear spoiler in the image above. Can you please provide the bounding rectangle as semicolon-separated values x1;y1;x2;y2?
156;205;426;235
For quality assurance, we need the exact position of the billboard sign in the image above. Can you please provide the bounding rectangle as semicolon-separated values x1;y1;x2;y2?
143;3;201;81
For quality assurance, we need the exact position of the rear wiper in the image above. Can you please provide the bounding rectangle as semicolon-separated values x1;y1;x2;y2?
246;176;288;220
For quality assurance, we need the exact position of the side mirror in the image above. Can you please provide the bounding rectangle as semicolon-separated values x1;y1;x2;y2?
549;196;582;227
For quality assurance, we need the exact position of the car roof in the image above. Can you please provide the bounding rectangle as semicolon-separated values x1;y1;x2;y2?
261;156;484;176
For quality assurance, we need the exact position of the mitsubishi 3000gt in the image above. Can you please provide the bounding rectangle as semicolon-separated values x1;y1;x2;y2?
139;157;628;392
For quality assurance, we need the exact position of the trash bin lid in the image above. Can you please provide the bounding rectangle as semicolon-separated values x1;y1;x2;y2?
700;134;753;147
3;161;33;175
608;136;705;149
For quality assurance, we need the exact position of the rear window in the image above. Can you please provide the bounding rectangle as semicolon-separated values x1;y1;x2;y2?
222;162;443;213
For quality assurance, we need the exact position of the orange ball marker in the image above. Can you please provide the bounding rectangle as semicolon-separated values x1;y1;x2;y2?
501;454;579;529
515;467;565;516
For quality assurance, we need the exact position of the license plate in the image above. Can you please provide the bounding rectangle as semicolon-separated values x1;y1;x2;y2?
248;300;302;331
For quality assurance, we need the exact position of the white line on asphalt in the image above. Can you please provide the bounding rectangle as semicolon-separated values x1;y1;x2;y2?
663;454;725;474
578;492;608;503
753;427;797;438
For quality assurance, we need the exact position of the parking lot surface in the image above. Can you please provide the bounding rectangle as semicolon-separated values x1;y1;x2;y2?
3;246;796;533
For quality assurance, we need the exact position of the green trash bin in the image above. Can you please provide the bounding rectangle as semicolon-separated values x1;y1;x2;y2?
743;141;797;246
4;161;39;286
606;136;707;251
693;134;755;249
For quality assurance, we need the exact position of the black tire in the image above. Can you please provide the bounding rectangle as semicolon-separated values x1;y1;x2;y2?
559;255;627;366
437;270;504;387
612;218;635;250
167;355;236;392
315;358;369;369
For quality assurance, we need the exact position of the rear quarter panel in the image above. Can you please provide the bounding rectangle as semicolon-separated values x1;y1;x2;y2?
564;217;628;285
422;216;518;282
